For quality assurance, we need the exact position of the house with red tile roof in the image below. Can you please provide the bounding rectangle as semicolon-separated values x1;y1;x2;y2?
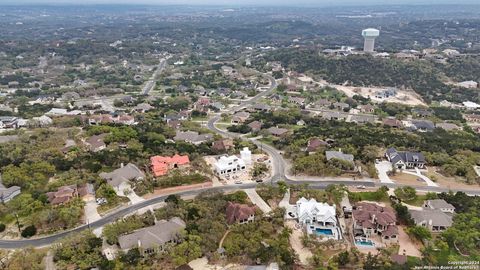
226;202;256;225
353;202;398;245
150;154;190;177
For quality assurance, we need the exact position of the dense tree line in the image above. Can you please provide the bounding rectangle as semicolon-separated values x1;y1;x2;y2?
278;119;480;183
259;49;480;103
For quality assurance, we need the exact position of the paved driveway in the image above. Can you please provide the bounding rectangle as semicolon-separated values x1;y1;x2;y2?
404;168;438;187
375;161;395;184
126;191;145;204
245;188;272;213
114;182;145;204
84;201;102;224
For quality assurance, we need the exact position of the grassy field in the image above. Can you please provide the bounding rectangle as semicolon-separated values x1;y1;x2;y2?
401;194;428;206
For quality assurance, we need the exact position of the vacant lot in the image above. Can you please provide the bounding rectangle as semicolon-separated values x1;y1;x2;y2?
390;173;427;186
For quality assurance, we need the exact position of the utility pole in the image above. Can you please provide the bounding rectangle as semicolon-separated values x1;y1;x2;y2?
14;213;21;235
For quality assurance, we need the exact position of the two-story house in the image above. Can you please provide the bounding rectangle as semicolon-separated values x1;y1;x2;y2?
296;197;341;240
353;202;398;245
385;148;426;169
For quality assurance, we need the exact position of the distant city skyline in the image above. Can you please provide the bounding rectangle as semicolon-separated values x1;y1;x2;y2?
2;0;480;6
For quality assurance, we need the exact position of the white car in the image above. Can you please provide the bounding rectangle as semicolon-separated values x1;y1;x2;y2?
96;198;107;205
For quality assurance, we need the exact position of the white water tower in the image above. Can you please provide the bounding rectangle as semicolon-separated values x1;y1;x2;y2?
240;147;252;165
362;28;380;53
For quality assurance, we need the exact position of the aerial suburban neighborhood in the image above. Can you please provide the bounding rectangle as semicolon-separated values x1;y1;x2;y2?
0;2;479;270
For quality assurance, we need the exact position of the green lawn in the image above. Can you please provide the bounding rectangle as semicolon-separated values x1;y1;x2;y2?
191;116;209;121
402;194;428;206
216;123;232;129
352;190;390;203
259;136;276;146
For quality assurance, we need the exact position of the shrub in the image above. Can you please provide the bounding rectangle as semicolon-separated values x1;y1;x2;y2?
21;225;37;238
407;226;432;242
0;224;5;233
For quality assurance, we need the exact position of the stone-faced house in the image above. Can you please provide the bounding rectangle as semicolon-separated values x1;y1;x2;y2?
385;148;426;169
353;202;398;244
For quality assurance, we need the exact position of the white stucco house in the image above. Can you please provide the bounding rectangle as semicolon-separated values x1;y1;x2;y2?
214;156;246;175
296;197;341;240
214;147;251;175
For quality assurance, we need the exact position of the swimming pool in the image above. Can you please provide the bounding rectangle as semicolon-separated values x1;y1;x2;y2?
315;228;333;236
355;240;375;247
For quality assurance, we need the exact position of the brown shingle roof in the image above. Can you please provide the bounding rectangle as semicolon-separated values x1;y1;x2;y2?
353;202;396;226
226;202;256;225
306;138;328;152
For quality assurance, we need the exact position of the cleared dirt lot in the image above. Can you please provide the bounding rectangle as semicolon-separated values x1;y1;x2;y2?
333;84;426;106
397;226;422;257
285;220;312;265
390;173;428;186
427;167;480;190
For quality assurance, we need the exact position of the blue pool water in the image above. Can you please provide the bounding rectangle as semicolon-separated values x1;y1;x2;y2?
315;228;333;236
355;240;374;247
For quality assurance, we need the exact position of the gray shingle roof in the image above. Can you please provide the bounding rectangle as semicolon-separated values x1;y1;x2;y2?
322;111;348;120
386;148;425;164
325;151;354;162
267;127;289;136
410;209;453;227
426;199;455;210
174;131;213;144
411;120;435;131
350;114;376;123
435;122;460;131
118;217;186;250
100;163;145;188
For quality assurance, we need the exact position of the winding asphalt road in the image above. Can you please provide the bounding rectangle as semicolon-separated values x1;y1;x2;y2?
205;76;480;197
1;74;479;249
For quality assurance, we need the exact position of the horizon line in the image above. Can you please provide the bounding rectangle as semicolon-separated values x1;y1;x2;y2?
1;3;480;7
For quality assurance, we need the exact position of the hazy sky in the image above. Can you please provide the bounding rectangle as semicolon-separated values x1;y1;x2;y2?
3;0;480;5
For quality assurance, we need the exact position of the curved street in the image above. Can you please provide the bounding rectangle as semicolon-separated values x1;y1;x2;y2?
0;74;479;249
